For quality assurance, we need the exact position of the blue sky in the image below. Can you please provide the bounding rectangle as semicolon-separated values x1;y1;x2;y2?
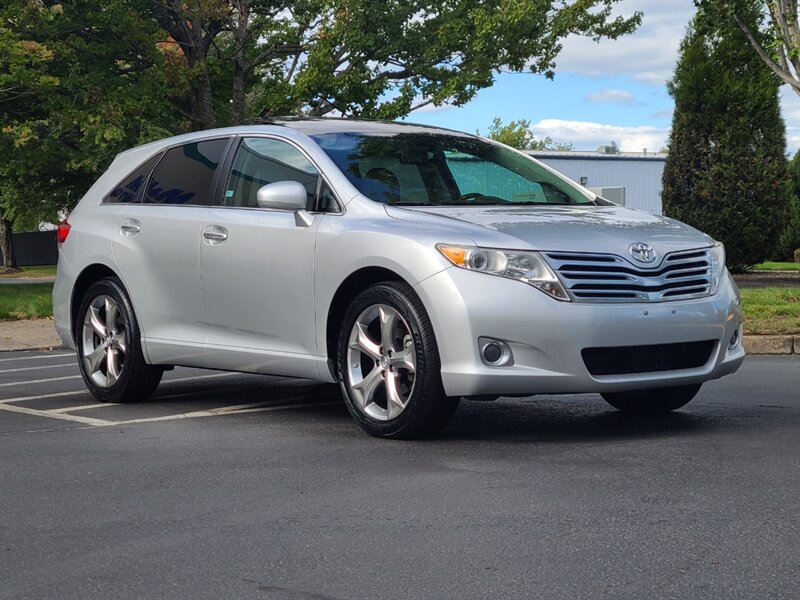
402;0;800;154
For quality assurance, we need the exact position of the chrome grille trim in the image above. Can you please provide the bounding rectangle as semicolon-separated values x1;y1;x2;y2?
545;248;712;303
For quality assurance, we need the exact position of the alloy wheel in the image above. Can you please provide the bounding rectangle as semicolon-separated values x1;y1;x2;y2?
81;295;127;387
346;304;417;421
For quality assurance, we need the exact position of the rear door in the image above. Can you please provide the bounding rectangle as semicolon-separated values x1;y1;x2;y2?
199;136;322;378
113;137;230;366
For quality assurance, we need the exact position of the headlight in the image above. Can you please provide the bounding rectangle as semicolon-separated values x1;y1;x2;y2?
709;242;726;295
437;244;570;301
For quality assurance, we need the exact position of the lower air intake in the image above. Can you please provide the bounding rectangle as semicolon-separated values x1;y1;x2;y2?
582;340;716;376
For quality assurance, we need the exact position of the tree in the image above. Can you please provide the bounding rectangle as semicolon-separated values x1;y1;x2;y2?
777;150;800;259
0;1;178;269
482;117;574;151
662;0;789;272
713;0;800;97
151;0;642;129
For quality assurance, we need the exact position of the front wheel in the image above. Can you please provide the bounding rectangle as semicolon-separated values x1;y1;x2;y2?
601;384;702;415
76;277;163;403
336;281;459;439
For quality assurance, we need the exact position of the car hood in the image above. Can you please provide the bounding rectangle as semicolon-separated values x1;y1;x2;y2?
385;204;713;257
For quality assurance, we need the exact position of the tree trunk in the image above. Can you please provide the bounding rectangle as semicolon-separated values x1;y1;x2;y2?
153;0;219;130
192;65;217;130
0;215;18;270
231;62;245;124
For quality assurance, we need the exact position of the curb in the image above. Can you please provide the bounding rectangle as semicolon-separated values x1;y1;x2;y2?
742;335;797;355
1;344;67;353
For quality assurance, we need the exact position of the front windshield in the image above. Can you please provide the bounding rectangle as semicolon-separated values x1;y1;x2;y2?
311;131;596;206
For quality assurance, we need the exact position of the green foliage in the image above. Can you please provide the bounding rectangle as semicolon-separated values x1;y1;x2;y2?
0;0;180;229
776;151;800;260
482;117;574;151
662;0;789;272
155;0;641;124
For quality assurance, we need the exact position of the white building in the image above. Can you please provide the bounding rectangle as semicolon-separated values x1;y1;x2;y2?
529;148;667;215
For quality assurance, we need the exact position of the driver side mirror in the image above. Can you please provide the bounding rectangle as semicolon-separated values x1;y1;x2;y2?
256;181;308;211
255;181;314;227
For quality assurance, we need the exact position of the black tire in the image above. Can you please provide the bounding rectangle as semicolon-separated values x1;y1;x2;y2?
336;281;459;439
75;277;163;403
601;383;701;415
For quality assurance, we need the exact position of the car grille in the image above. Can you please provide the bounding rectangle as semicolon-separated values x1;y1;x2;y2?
545;248;712;302
582;340;716;376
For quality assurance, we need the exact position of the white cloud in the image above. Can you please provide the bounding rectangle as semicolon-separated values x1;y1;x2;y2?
585;89;636;105
530;119;669;153
554;0;695;86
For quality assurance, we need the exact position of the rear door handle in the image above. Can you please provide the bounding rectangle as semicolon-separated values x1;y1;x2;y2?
120;219;141;235
203;225;228;243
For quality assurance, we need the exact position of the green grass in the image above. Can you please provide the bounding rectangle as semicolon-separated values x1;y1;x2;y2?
0;283;54;319
0;264;57;279
750;261;800;271
740;287;800;335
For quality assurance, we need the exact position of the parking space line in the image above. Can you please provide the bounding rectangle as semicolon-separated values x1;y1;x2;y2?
0;390;86;405
0;363;75;374
0;353;73;363
0;370;239;393
50;403;120;413
108;399;340;426
0;396;338;427
0;375;81;388
0;402;112;426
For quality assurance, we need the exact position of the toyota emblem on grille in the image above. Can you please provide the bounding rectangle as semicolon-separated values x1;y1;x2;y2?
629;242;657;263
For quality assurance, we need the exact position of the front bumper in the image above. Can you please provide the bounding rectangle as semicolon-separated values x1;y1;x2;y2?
414;268;744;397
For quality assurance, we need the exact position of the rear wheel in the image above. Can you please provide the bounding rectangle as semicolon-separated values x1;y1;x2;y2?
76;278;162;403
601;384;701;415
336;281;459;439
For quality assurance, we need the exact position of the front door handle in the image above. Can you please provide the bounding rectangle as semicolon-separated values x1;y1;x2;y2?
120;219;141;235
203;225;228;244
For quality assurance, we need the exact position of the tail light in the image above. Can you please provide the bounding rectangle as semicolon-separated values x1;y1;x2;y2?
57;220;71;248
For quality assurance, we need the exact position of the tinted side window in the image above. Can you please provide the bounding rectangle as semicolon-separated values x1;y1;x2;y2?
225;138;319;208
103;155;160;204
144;138;228;205
317;182;341;213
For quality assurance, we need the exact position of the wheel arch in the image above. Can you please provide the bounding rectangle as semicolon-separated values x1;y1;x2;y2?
324;266;408;378
70;263;122;340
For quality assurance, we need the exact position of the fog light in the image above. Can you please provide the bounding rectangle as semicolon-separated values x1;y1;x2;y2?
729;328;740;349
483;343;503;363
478;337;514;366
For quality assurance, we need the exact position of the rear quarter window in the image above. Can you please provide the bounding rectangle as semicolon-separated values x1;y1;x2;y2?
103;155;160;204
144;138;229;205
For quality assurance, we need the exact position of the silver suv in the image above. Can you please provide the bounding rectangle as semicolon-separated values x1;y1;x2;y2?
53;119;744;438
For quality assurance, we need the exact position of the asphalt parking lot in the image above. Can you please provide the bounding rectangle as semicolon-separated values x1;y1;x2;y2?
1;351;798;600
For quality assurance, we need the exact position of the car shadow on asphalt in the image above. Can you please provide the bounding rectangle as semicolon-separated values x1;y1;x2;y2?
435;396;729;443
254;394;724;444
135;377;760;445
